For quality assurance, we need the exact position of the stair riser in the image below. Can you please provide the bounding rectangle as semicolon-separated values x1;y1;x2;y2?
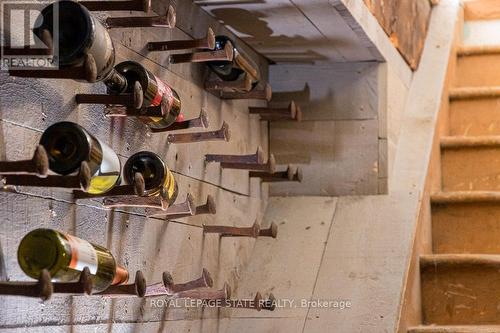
450;98;500;136
432;202;500;253
456;54;500;87
422;264;500;324
441;147;500;191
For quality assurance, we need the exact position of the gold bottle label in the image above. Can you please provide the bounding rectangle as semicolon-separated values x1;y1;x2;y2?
65;234;98;274
164;168;176;202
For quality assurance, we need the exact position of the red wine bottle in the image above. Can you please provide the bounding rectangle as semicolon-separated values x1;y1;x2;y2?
106;61;182;130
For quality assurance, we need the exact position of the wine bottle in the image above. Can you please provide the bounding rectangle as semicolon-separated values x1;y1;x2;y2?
123;151;178;204
33;1;125;85
18;228;129;292
106;61;182;130
39;121;121;194
207;35;260;86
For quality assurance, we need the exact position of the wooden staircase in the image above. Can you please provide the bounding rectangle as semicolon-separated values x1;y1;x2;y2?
408;2;500;332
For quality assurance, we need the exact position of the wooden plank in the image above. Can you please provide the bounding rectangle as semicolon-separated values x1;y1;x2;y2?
269;62;379;121
226;197;337;320
269;119;379;197
201;0;377;63
464;0;500;20
363;0;433;69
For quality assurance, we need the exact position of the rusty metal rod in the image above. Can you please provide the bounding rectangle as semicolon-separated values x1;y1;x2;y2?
0;269;53;300
148;27;215;51
258;223;278;238
250;166;302;182
106;5;176;28
220;83;272;101
146;194;216;218
260;105;302;122
203;221;260;237
0;146;48;176
205;74;252;92
205;146;263;164
166;121;230;144
163;268;213;293
102;194;169;210
249;101;296;117
169;42;233;64
174;283;231;300
9;54;97;83
106;93;170;118
73;172;145;199
220;154;275;171
203;222;277;238
145;193;195;218
79;0;151;12
3;161;91;192
195;195;217;215
150;108;209;132
76;82;143;109
225;292;263;310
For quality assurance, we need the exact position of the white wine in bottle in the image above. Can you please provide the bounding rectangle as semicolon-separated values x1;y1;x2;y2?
39;121;121;194
123;151;178;203
18;228;129;292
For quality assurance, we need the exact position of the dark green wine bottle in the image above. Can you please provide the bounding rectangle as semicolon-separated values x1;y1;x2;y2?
106;61;182;130
123;151;178;204
33;0;125;85
207;35;260;87
18;228;129;292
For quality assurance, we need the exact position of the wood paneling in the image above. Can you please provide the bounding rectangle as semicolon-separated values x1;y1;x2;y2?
363;0;433;69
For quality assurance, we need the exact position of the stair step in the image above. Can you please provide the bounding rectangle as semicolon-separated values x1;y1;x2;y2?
449;87;500;100
440;136;500;191
464;0;500;21
409;325;500;332
421;254;500;325
456;49;500;86
449;97;500;136
431;192;500;253
457;45;500;56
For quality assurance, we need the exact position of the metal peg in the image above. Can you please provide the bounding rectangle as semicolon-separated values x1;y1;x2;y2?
0;145;48;176
148;27;215;51
150;108;209;133
169;42;233;64
105;5;176;28
3;161;92;192
166;122;230;144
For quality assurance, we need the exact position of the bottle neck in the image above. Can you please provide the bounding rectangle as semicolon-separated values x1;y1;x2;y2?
104;68;128;94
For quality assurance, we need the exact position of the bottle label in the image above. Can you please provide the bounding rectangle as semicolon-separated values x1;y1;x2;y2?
165;168;176;201
151;76;174;111
65;234;98;274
